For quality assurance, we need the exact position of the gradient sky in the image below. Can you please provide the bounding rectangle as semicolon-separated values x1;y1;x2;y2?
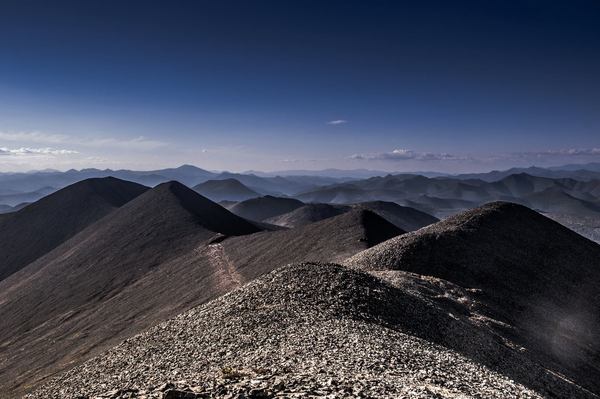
0;0;599;173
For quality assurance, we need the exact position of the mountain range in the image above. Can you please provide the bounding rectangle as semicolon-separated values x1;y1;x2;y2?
1;163;600;398
12;194;599;399
3;162;600;208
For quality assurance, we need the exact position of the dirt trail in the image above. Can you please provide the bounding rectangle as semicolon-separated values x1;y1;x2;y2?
203;243;243;287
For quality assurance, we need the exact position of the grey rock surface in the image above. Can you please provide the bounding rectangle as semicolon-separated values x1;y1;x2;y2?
28;263;591;398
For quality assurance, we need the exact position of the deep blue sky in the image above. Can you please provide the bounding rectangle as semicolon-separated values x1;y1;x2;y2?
0;0;599;172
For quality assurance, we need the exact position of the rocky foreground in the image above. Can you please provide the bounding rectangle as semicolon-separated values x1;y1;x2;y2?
28;263;592;399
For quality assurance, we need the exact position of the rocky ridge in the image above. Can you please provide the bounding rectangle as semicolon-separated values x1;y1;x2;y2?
28;263;592;398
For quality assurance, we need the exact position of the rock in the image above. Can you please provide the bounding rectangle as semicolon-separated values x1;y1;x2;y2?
162;389;199;399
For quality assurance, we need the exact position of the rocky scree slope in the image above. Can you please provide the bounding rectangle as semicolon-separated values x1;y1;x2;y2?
346;201;600;395
0;181;260;395
29;262;588;399
0;188;400;396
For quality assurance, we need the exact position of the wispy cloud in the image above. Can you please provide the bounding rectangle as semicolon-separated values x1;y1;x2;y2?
0;147;79;156
327;119;347;125
350;148;469;162
526;148;600;157
0;131;69;144
0;131;166;150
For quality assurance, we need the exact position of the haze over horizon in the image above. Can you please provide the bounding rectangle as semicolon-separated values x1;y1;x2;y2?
1;0;599;173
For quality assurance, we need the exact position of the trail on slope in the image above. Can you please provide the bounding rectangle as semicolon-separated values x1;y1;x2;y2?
202;243;243;288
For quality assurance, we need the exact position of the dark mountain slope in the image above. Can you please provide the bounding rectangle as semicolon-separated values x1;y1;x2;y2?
295;184;369;203
0;182;260;395
347;201;600;394
265;201;438;232
0;177;148;281
222;209;404;279
228;195;304;221
523;186;600;216
264;203;350;227
0;190;396;395
352;201;439;231
192;178;260;202
31;263;590;398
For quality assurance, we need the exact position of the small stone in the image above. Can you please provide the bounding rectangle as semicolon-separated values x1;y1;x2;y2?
162;389;198;399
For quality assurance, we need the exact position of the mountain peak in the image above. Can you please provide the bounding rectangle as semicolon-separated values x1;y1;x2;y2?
0;177;148;281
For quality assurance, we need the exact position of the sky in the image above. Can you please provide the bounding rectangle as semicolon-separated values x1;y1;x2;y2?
0;0;599;173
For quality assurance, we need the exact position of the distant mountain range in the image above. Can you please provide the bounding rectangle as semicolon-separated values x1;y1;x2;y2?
2;163;600;244
2;162;600;207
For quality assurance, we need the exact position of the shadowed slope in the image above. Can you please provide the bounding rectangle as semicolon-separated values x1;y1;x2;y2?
0;188;397;396
192;178;260;202
347;201;600;394
352;201;439;231
31;263;591;399
0;177;148;281
265;201;438;231
222;209;404;279
264;203;350;227
0;181;260;395
228;195;304;221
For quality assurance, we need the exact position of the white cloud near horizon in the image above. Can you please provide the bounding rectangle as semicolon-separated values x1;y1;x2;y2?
529;148;600;157
350;148;470;162
0;131;166;150
327;119;347;125
0;147;79;156
350;147;600;164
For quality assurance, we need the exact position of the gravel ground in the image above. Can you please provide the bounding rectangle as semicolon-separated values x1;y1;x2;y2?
28;262;591;399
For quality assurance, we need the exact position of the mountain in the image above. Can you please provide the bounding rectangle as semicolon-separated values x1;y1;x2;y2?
352;201;439;231
220;209;403;275
524;187;600;216
0;186;56;207
213;172;321;195
0;186;400;395
455;165;600;182
193;178;260;202
0;177;148;281
294;172;600;221
265;201;438;231
295;184;370;203
0;181;260;394
0;165;217;194
228;195;304;221
346;202;600;394
550;162;600;172
247;167;391;179
400;195;480;218
264;203;350;227
31;262;591;398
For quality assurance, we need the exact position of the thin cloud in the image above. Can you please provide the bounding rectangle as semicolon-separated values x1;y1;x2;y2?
530;148;600;157
350;149;469;162
0;147;79;156
351;147;600;165
327;119;347;125
0;131;166;150
483;147;600;162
